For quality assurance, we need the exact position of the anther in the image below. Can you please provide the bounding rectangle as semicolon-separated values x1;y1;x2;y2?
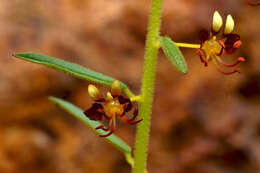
88;84;101;100
111;80;122;96
233;40;242;48
106;92;114;101
238;57;246;62
224;14;235;34
212;11;223;33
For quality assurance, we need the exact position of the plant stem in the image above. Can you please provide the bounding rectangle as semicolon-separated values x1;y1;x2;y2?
132;0;162;172
175;42;200;49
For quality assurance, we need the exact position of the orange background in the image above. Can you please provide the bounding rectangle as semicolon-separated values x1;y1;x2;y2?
0;0;259;172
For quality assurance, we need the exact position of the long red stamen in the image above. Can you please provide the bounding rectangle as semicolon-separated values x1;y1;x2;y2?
218;40;226;48
121;116;143;125
99;130;113;137
196;49;203;56
96;125;110;131
216;40;225;56
99;118;115;137
196;49;208;66
245;0;260;6
216;57;245;67
216;47;224;56
217;68;241;75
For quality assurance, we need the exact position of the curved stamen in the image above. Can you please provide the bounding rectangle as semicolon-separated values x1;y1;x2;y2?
216;47;224;56
216;56;245;67
245;0;260;6
216;40;225;56
213;57;241;75
99;128;114;137
121;116;143;125
218;40;226;48
96;124;110;131
196;49;208;66
217;68;240;75
99;118;115;137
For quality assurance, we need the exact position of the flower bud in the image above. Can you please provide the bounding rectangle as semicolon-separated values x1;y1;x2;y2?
224;14;235;34
212;11;223;32
88;84;101;100
111;80;122;96
106;92;113;101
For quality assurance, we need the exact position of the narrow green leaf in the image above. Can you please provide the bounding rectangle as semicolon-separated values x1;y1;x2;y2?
49;96;131;154
13;52;134;97
160;37;188;73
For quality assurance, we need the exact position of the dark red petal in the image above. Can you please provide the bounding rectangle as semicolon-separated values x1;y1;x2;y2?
84;103;104;121
95;98;105;102
129;108;139;121
224;34;241;54
133;108;138;117
118;95;129;104
198;29;210;44
125;102;132;112
118;96;132;112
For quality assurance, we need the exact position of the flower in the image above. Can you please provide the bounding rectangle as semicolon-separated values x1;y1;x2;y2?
196;11;245;75
84;80;142;137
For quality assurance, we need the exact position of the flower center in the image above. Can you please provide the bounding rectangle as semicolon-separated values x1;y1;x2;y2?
103;98;124;118
201;36;222;59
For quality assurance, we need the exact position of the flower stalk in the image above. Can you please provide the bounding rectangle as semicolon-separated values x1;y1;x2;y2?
175;43;201;49
132;0;162;172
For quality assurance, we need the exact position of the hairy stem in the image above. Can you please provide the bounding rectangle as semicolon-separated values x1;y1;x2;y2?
132;0;162;172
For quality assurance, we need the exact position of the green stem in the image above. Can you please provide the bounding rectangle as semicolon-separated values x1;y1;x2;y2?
132;0;162;172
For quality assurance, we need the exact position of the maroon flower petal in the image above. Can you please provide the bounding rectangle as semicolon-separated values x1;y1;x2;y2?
118;96;128;104
224;34;241;54
84;103;104;121
198;29;210;44
118;96;132;112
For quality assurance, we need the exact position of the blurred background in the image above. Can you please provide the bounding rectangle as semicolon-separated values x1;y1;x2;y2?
0;0;259;172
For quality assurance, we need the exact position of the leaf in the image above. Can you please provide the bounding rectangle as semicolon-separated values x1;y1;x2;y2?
13;52;134;97
49;96;131;154
160;37;188;73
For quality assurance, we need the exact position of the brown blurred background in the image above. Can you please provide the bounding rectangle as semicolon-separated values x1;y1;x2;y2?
0;0;259;173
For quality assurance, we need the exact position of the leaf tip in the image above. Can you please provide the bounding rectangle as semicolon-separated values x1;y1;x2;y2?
182;69;188;74
12;53;18;58
48;96;58;103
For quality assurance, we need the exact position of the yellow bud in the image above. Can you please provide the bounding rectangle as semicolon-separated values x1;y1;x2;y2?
106;92;113;101
212;11;223;32
111;80;122;96
224;14;235;34
88;84;101;100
